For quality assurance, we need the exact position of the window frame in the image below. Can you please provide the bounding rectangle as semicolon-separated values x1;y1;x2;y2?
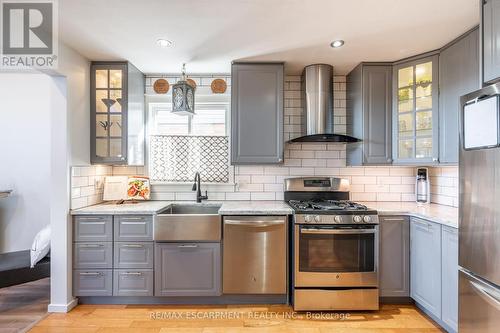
392;54;439;164
145;94;234;186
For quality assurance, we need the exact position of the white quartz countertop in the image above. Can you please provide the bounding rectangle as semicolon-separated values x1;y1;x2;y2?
71;200;294;216
360;201;458;229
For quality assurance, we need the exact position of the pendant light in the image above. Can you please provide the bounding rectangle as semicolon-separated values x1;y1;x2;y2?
172;63;195;116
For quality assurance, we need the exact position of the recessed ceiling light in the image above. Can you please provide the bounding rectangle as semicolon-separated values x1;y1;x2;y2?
156;38;173;48
330;40;345;48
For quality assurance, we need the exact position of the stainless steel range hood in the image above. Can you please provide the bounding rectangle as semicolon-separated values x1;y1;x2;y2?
289;64;360;143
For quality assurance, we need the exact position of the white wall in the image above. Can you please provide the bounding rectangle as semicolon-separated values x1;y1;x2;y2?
0;73;53;253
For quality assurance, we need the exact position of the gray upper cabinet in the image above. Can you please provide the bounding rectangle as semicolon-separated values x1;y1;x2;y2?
410;218;442;319
231;63;284;164
393;55;439;165
441;226;459;333
91;61;145;165
379;216;410;298
482;0;500;84
439;28;480;164
347;64;392;165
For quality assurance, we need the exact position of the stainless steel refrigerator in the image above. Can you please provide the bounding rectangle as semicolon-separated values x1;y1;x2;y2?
459;82;500;332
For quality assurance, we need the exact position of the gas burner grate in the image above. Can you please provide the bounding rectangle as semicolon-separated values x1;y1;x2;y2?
288;200;368;212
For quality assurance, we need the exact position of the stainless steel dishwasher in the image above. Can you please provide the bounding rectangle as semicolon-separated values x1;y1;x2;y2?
222;215;287;294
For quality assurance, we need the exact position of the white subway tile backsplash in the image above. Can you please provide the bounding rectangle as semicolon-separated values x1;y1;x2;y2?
251;192;276;200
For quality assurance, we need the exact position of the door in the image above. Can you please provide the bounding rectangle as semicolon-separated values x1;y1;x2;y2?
363;65;393;164
439;28;480;163
442;226;459;332
231;63;284;164
295;225;378;287
223;216;286;294
410;218;442;318
379;216;410;297
459;269;500;332
483;0;500;84
155;243;221;296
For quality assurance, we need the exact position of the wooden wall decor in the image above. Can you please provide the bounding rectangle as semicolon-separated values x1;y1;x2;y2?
187;78;197;89
211;79;227;93
153;79;169;94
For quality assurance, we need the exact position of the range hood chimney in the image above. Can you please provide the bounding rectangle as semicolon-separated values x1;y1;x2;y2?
289;64;360;143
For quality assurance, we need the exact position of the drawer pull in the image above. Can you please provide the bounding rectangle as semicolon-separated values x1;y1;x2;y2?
178;244;198;248
120;272;143;276
79;272;102;276
80;244;105;248
382;218;406;221
121;217;147;221
122;244;144;248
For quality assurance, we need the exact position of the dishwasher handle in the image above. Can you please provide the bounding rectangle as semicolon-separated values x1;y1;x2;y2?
224;219;285;228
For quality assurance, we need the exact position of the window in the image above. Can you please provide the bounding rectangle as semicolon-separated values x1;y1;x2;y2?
148;102;231;183
394;55;438;162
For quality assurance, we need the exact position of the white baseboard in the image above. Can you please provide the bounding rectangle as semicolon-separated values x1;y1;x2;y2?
48;298;78;313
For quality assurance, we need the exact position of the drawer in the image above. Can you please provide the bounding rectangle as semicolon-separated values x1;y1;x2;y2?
114;242;154;269
113;269;153;296
294;288;379;311
74;216;113;242
73;269;112;296
114;216;153;241
73;242;113;269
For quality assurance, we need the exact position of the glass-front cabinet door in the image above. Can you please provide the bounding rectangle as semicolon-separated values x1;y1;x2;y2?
393;55;439;164
91;63;128;164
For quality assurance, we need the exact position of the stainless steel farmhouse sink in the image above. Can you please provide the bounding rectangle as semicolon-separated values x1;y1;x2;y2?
154;204;222;241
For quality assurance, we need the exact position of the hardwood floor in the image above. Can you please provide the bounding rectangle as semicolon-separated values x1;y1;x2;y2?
29;304;444;333
0;278;49;333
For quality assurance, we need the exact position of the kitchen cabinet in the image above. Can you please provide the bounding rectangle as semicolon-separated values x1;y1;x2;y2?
154;242;221;296
231;62;284;164
91;61;145;165
439;28;480;164
482;0;500;84
379;216;410;298
393;55;439;164
441;226;458;333
410;217;442;319
347;64;393;165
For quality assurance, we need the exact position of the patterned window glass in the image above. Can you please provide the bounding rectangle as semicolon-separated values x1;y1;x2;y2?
149;103;230;183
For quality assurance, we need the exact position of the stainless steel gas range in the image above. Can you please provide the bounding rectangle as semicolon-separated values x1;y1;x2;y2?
285;177;379;311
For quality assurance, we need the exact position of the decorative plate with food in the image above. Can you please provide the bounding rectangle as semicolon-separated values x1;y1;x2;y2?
127;177;150;200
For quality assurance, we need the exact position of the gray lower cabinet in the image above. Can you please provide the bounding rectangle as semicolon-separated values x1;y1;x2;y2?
73;269;113;296
155;242;221;296
114;242;154;269
113;269;153;296
439;28;480;163
73;242;113;269
482;0;500;84
231;62;284;164
114;215;153;241
441;226;458;332
379;216;410;298
347;63;393;165
74;216;113;242
410;218;442;319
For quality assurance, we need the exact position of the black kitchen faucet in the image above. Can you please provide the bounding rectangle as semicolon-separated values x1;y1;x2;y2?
192;172;208;203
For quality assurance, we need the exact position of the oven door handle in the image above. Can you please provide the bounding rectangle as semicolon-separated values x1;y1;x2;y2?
300;228;376;235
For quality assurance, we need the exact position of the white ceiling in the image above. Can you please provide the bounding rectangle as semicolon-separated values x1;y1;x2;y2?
59;0;479;75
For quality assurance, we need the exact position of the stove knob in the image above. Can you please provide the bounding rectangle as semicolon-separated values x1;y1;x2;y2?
334;216;342;223
304;215;312;223
363;215;372;223
353;215;362;223
314;215;321;222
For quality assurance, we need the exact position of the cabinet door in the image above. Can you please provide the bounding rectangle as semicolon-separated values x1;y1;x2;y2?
114;215;153;241
439;29;480;163
155;243;221;296
231;63;284;164
483;0;500;83
363;66;393;164
379;216;410;297
442;226;458;332
410;218;442;318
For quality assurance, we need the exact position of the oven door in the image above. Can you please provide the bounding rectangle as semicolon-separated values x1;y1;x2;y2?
294;224;378;287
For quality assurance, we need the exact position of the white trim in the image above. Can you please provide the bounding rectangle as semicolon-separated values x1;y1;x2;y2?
48;298;78;313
